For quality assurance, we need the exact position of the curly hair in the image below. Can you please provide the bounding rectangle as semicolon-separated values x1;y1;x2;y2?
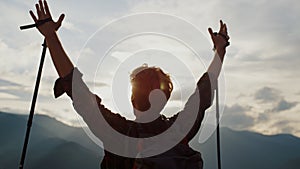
130;64;173;111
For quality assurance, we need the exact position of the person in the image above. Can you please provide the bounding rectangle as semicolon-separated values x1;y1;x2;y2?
29;1;230;169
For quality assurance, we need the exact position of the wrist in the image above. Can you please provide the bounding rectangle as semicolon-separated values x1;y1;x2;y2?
216;46;226;53
44;31;57;39
215;47;226;60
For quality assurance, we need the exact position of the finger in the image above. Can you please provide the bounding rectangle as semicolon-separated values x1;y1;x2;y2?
209;28;216;50
220;26;230;40
222;23;229;37
208;28;214;35
44;0;52;17
55;14;65;30
29;10;38;23
35;3;41;18
208;27;214;37
57;14;65;24
224;23;228;33
224;24;230;40
39;0;45;17
219;20;223;32
220;23;225;34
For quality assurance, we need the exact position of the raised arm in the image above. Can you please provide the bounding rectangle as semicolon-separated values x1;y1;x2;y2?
171;21;230;142
30;0;73;77
207;20;230;79
29;1;130;142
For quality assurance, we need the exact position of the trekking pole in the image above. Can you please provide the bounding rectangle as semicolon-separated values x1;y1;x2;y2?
18;21;48;169
215;80;222;169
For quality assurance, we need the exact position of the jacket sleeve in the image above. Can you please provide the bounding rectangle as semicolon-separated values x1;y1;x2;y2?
53;68;130;139
169;72;216;142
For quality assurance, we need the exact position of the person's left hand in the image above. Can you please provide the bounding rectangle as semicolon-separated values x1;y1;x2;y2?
208;20;230;51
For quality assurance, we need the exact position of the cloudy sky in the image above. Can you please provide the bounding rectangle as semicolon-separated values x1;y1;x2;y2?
1;0;300;138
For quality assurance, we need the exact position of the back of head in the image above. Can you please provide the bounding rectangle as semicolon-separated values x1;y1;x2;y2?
130;64;173;112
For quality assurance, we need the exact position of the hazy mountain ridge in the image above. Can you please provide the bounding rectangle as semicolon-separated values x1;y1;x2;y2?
1;111;300;169
0;112;101;169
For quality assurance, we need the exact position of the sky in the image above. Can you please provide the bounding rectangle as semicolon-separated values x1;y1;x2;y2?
0;0;300;139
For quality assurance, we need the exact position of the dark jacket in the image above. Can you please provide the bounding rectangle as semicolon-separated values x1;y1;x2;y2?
54;68;215;169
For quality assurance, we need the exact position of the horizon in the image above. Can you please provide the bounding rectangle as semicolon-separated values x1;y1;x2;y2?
2;111;300;140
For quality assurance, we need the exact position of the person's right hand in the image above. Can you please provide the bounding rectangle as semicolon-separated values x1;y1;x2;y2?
30;0;65;37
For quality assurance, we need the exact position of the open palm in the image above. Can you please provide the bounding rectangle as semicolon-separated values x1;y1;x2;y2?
29;0;65;37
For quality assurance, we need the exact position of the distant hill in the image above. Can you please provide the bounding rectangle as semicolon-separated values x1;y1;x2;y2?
191;127;300;169
1;111;300;169
0;112;101;169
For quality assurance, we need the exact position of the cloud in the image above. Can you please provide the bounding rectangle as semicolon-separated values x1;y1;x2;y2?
254;87;281;102
225;104;250;114
0;92;19;99
63;21;83;33
0;39;43;74
0;87;49;101
221;104;254;130
85;81;109;88
271;120;295;134
0;78;21;87
253;86;298;113
271;99;298;112
257;113;269;123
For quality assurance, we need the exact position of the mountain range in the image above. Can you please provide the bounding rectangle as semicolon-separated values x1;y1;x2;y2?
1;111;300;169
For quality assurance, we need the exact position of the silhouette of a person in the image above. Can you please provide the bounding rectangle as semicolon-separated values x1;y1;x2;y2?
29;1;230;169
